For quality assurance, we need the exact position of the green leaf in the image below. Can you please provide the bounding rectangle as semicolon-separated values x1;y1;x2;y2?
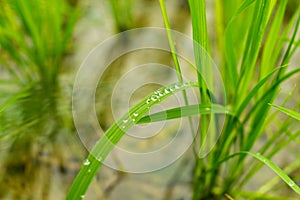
236;0;277;105
219;151;300;195
0;91;29;113
235;65;286;117
260;0;287;80
224;0;255;89
66;82;198;199
269;104;300;121
137;104;231;124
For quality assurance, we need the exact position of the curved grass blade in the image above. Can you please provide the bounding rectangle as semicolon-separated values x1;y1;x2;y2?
241;67;300;126
258;156;300;194
224;0;256;89
66;81;198;199
236;0;277;104
269;104;300;121
218;151;300;195
137;104;231;124
0;91;29;113
235;65;286;117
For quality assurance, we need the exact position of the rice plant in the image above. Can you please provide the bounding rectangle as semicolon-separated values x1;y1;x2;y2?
0;0;79;198
67;0;300;199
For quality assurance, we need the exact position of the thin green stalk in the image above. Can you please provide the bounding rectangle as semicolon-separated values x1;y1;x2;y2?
158;0;197;154
235;0;276;106
188;0;211;198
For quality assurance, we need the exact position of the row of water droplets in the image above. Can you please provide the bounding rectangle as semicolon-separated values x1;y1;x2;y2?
118;82;192;130
80;157;104;198
146;82;191;105
81;82;198;168
120;112;139;129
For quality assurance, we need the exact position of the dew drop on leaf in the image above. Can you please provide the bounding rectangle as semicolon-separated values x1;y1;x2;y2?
288;182;295;187
83;159;90;166
151;95;158;101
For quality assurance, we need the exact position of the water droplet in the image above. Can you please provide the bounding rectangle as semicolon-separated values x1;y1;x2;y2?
288;182;295;187
98;157;103;162
157;91;164;96
81;195;85;199
83;159;90;166
87;169;91;173
175;84;180;89
123;119;128;123
151;95;158;101
205;108;210;111
133;112;138;117
146;99;151;104
132;119;136;122
122;126;126;129
170;87;174;92
164;88;170;94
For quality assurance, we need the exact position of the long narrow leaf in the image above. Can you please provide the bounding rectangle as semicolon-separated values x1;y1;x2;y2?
270;104;300;121
67;82;198;199
218;151;300;195
137;104;231;124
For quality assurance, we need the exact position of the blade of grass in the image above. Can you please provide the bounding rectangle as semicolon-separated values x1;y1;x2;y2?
224;0;255;90
259;0;287;80
137;103;231;124
158;0;183;83
158;0;196;141
214;65;286;165
67;81;198;199
259;156;300;194
235;65;287;117
188;1;212;198
0;91;29;113
269;104;300;121
240;127;300;188
279;11;300;68
226;69;300;187
235;190;299;200
240;68;300;127
235;0;276;105
218;151;300;195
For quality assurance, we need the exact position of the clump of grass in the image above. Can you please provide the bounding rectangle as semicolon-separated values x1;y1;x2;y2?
0;0;79;198
66;0;300;199
189;0;300;199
